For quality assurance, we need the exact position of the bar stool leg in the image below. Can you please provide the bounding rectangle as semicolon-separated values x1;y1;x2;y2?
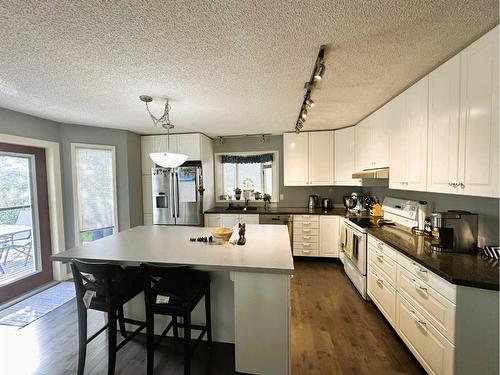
76;302;87;375
205;287;213;346
117;306;127;337
172;315;179;341
183;312;191;375
107;309;117;375
146;310;155;375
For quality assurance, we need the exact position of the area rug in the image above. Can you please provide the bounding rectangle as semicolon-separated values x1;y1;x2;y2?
0;282;75;327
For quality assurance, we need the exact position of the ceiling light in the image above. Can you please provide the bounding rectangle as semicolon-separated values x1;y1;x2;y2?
305;98;315;108
314;62;325;81
300;109;308;120
139;96;188;168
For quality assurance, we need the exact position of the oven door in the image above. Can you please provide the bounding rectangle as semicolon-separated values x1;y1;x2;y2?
340;221;367;275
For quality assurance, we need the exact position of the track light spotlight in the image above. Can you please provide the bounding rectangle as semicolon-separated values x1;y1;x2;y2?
314;62;325;81
305;98;315;108
300;109;308;120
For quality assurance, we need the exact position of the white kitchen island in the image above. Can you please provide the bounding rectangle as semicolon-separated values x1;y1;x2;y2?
52;224;294;375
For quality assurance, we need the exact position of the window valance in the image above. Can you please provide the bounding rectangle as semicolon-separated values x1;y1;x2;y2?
221;153;274;164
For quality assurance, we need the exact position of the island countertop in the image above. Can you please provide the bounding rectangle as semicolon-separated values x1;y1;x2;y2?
51;224;294;275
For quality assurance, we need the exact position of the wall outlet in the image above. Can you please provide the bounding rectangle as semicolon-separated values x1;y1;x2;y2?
280;193;284;200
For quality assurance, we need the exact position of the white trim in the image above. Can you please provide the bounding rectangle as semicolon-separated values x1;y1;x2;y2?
71;143;119;245
0;133;66;281
214;151;280;203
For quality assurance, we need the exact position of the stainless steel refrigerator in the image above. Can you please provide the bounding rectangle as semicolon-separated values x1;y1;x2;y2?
152;161;203;226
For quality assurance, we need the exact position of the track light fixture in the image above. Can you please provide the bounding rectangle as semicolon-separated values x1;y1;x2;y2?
293;45;327;133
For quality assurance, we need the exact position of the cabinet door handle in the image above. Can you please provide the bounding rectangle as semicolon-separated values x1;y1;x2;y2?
411;263;427;274
303;236;311;240
303;243;311;247
377;242;384;250
460;183;465;189
410;310;427;326
375;275;384;284
375;251;384;259
302;229;311;233
303;222;311;226
412;279;427;292
303;249;311;254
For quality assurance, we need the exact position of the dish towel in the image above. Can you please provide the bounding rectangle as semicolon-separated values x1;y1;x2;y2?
345;228;354;258
339;225;347;251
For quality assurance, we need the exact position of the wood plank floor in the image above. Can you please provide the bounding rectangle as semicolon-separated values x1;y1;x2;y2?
291;260;425;375
0;260;425;374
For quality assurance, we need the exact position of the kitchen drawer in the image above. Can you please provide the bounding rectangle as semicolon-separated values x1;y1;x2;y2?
397;293;454;375
294;221;319;229
368;244;397;287
293;227;319;236
398;266;456;343
367;235;398;261
293;234;319;243
397;253;456;303
368;262;397;328
293;214;320;222
293;248;319;257
293;241;319;251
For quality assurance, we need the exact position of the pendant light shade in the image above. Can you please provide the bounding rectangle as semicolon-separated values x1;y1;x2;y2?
149;152;188;168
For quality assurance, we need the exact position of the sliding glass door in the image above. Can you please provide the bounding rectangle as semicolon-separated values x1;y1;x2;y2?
0;143;52;303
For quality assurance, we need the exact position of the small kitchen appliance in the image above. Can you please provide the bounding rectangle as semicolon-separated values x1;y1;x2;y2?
342;192;366;213
430;211;478;252
321;198;333;209
308;195;320;209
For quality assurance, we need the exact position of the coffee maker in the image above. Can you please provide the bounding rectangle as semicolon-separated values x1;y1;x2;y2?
430;211;478;252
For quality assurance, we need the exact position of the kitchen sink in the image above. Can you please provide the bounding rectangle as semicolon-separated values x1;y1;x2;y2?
225;206;258;211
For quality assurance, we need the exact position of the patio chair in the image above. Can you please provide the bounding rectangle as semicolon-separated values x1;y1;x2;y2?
3;230;32;267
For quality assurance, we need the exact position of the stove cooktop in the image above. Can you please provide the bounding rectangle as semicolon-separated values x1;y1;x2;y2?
348;217;373;229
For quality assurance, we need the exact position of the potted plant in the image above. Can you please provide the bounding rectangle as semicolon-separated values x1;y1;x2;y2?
263;193;271;208
234;187;242;200
254;191;262;200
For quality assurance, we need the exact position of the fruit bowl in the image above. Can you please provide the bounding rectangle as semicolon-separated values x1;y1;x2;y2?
211;227;234;244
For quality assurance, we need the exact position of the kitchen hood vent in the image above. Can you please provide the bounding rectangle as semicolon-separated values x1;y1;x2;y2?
352;167;389;179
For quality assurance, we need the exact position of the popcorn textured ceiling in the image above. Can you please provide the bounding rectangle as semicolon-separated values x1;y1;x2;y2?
0;1;497;136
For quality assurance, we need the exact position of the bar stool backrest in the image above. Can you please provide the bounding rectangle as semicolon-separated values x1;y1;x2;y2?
71;259;127;302
141;263;192;304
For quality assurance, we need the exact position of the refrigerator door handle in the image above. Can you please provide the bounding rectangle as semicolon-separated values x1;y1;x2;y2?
175;171;180;217
170;171;175;218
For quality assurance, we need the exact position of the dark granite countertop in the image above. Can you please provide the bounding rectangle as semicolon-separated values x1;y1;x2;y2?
204;206;374;218
367;225;499;291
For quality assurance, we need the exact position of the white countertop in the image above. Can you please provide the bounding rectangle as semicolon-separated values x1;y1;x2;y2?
52;224;294;274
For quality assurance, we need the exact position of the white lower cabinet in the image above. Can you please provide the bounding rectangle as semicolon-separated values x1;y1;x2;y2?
367;235;499;375
293;215;339;258
204;213;259;228
397;293;454;375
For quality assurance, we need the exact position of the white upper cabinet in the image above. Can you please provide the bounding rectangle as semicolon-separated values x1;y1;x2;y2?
458;27;499;198
428;55;461;194
334;127;361;186
355;111;390;171
283;132;309;185
177;133;201;160
308;131;334;185
389;77;428;191
428;26;499;198
283;131;334;186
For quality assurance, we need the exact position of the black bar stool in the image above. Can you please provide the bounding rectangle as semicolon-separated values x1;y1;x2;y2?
70;259;146;375
141;263;212;375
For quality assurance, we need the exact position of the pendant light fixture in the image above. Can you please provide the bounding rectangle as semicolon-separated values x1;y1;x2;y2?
139;95;188;168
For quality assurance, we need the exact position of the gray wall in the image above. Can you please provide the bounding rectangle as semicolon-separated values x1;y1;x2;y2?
212;135;354;206
0;108;143;249
213;134;500;245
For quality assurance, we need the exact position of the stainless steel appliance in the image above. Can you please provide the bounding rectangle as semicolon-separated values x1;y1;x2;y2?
321;198;333;209
352;167;389;179
430;211;478;252
308;195;320;209
342;192;366;213
152;161;203;226
259;214;293;247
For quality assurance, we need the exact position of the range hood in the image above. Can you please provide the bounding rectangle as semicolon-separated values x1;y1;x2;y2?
352;167;389;179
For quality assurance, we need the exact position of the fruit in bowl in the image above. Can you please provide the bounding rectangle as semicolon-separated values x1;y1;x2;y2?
211;227;234;244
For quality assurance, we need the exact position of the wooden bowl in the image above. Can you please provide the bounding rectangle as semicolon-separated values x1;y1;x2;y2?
212;227;234;244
